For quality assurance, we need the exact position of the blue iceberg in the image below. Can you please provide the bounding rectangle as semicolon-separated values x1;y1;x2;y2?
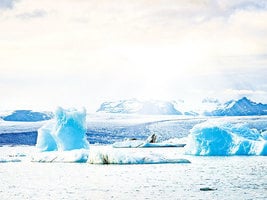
35;107;89;162
185;121;267;156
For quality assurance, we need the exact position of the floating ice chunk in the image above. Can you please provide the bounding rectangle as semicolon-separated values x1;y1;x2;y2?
112;134;156;148
112;134;186;148
35;107;89;162
141;142;186;148
89;146;190;164
185;121;267;156
113;140;186;148
32;149;89;163
112;140;145;148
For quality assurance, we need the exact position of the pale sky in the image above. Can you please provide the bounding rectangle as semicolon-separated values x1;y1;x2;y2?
0;0;267;112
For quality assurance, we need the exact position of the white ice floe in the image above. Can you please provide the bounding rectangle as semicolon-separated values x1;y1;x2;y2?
112;140;186;148
89;146;190;164
112;134;186;148
31;146;191;164
32;149;89;163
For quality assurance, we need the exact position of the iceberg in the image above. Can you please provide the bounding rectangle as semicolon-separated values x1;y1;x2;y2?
262;130;267;140
35;107;89;162
185;121;267;156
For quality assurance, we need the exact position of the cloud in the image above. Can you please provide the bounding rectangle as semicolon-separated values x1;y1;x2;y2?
220;0;267;12
16;9;47;19
0;0;267;109
0;0;18;10
222;89;267;103
224;89;267;96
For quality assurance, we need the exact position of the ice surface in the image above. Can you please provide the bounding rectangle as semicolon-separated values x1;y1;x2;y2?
112;139;186;148
112;133;185;148
112;140;145;148
31;145;190;164
89;146;190;164
185;120;267;156
0;120;45;134
0;146;30;163
32;149;89;163
35;107;89;160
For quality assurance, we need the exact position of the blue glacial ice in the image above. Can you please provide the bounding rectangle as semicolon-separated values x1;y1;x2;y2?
36;107;89;151
185;121;267;156
33;108;190;164
34;107;89;162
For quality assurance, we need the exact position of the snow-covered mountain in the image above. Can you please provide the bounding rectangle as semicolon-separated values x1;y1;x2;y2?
204;97;267;116
97;97;267;116
1;110;53;122
1;97;266;120
97;99;182;115
195;98;222;115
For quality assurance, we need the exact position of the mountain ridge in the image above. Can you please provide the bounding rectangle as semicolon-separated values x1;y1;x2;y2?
97;97;267;116
97;99;182;115
1;97;267;121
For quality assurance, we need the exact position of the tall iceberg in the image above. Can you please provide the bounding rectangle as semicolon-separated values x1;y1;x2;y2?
185;121;267;156
35;107;89;162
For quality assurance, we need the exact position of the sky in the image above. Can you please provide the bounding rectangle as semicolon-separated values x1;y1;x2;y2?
0;0;267;112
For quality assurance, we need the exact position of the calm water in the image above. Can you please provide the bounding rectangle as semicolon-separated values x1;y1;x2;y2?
0;147;266;200
1;115;267;199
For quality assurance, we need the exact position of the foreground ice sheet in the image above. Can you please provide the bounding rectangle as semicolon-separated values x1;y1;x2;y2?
9;145;190;164
32;149;89;163
31;146;190;164
35;107;89;162
89;146;190;164
185;120;267;156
